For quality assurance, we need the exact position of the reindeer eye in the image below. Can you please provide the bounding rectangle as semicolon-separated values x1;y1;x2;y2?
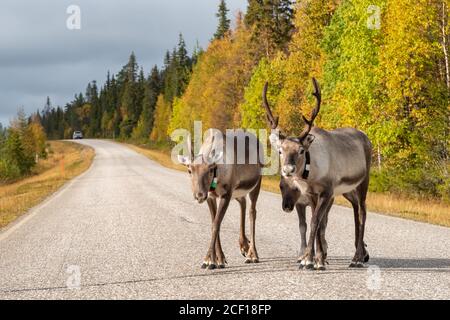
188;169;192;175
299;149;305;155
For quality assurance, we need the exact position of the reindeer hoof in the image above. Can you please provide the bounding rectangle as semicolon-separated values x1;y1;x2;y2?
315;264;326;271
208;264;217;270
364;252;370;263
201;263;208;269
218;264;225;269
349;261;365;268
244;258;252;264
304;262;315;270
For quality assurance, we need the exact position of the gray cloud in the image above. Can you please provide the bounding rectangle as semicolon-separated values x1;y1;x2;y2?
0;0;247;126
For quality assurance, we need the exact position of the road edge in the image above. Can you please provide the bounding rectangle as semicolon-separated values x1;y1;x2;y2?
0;141;97;242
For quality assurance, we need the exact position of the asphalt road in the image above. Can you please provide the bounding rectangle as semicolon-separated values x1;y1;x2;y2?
0;140;449;300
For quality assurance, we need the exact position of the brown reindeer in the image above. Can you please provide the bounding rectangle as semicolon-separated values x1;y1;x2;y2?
263;79;372;270
281;175;370;269
178;129;263;269
280;175;332;269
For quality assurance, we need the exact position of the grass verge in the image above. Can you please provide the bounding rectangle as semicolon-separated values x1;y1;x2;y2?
0;141;94;229
126;142;450;228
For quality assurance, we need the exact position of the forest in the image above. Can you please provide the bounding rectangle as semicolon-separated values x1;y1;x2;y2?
4;0;449;201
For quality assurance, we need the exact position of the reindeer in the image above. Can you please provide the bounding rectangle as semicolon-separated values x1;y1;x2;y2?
178;129;263;269
281;175;370;269
263;79;372;269
280;175;331;269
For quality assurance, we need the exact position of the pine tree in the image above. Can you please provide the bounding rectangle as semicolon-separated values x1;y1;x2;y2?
163;48;178;103
87;81;100;137
245;0;294;57
192;40;204;65
136;67;146;117
163;35;192;103
176;34;191;97
214;0;231;39
119;52;141;137
133;66;161;140
41;96;53;135
5;109;36;175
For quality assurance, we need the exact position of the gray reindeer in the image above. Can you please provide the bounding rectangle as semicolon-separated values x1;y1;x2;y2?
263;79;372;269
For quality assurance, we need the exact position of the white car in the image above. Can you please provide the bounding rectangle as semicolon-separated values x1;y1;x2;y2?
73;131;83;139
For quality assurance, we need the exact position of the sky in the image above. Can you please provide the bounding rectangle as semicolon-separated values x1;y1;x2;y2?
0;0;248;127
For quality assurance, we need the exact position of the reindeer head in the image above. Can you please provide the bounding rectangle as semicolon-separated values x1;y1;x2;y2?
263;78;321;178
178;142;223;204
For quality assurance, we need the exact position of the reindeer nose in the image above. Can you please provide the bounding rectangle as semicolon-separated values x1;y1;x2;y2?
195;192;207;203
282;165;296;176
282;201;294;213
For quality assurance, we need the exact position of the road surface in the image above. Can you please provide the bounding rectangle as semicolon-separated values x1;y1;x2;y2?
0;140;449;299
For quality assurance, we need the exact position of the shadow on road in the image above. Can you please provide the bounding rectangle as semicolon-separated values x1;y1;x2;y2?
2;256;449;295
368;257;450;270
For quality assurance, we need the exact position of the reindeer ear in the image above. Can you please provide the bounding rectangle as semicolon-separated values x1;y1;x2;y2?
177;155;191;166
302;134;315;149
207;149;223;165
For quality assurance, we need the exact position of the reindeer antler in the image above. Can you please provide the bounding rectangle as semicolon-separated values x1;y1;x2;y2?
262;82;280;130
299;78;321;143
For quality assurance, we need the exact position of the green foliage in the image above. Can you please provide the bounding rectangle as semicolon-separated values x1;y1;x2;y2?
240;55;287;129
35;1;449;200
245;0;295;57
167;19;260;133
132;66;161;141
0;110;47;182
214;0;231;40
151;95;172;142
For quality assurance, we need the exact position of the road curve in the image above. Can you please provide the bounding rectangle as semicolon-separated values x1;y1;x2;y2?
0;140;449;299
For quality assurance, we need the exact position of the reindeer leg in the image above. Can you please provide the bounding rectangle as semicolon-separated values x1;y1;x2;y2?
314;199;332;270
236;197;250;257
295;203;307;263
343;191;360;251
350;178;369;268
207;197;227;268
215;233;226;268
205;196;231;270
301;191;333;270
202;197;217;269
246;178;261;263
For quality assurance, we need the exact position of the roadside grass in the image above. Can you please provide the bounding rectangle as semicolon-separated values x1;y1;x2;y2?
0;141;94;229
127;142;450;228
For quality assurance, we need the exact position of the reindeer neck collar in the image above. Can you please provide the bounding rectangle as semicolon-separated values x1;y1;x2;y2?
209;167;218;191
302;151;311;180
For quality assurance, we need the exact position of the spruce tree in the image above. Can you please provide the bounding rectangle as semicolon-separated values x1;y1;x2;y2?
245;0;294;56
176;34;191;97
192;40;204;65
214;0;231;40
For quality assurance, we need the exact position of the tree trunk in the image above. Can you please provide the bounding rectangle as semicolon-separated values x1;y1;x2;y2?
441;1;450;90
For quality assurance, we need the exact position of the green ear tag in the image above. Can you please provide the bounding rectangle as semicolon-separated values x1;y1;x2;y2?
210;178;218;190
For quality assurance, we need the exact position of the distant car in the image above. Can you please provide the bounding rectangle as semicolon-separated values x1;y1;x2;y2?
73;131;83;140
